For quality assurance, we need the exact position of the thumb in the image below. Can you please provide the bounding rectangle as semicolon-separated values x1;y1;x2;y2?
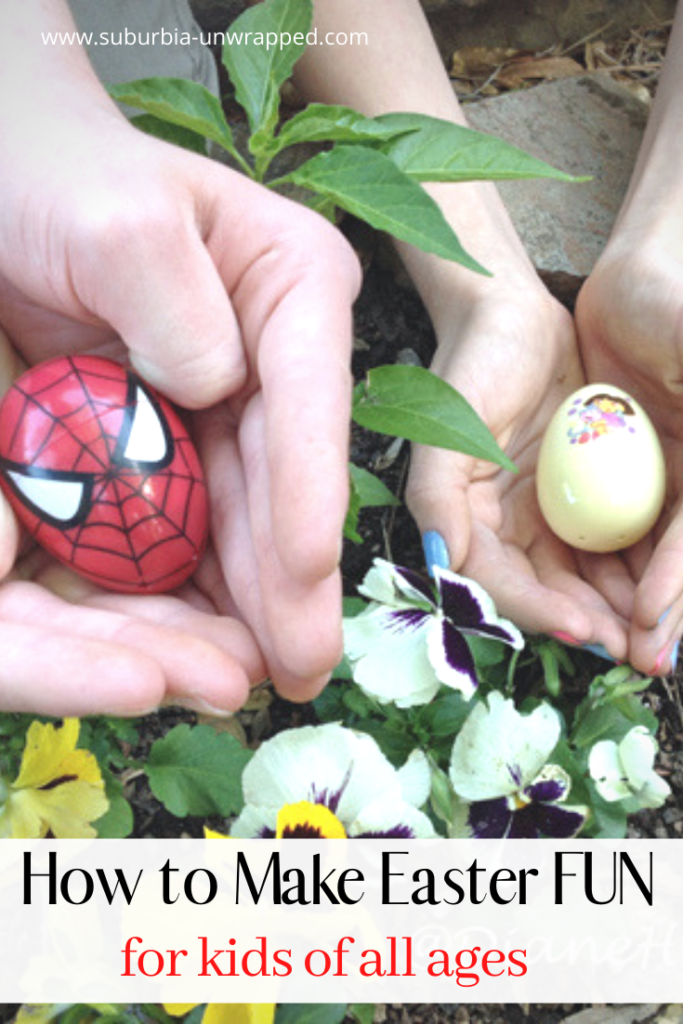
406;443;474;575
0;329;24;577
84;212;246;409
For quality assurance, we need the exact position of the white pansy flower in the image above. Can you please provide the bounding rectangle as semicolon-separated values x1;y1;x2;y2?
589;726;671;809
449;693;587;839
230;723;435;839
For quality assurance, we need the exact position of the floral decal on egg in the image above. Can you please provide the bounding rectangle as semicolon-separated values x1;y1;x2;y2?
567;392;637;446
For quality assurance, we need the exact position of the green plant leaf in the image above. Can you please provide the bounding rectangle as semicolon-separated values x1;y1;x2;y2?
222;0;312;145
286;146;488;272
94;774;134;839
344;464;399;544
378;112;587;183
350;463;400;508
276;103;411;150
585;784;629;839
314;681;349;719
146;723;252;817
344;479;363;544
353;365;515;470
275;1006;347;1024
466;634;507;669
417;691;471;738
109;78;237;155
349;1006;376;1024
130;113;208;155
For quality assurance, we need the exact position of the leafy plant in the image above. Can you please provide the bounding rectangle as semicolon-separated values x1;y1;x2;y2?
109;0;582;538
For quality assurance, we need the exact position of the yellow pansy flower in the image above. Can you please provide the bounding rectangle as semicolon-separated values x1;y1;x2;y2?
0;718;108;838
164;1004;275;1024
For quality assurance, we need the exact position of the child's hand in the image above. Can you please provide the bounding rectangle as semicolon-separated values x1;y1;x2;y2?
407;280;631;662
0;105;359;709
578;239;683;675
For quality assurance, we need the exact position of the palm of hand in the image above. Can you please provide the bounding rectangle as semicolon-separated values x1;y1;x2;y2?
408;292;630;657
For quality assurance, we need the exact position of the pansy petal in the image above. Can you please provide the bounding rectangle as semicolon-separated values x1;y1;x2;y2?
467;797;513;839
618;727;658;791
240;725;400;827
357;558;433;609
349;797;436;838
588;740;629;802
394;564;438;606
13;719;81;789
345;605;440;707
276;801;347;839
231;804;278;838
204;1005;275;1024
344;604;430;659
507;805;542;839
449;693;560;802
397;750;431;808
526;764;571;804
636;774;671;809
530;801;587;839
427;618;478;698
7;782;108;839
435;569;523;649
334;731;405;823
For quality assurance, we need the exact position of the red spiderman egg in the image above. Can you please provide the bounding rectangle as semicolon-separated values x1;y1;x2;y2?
0;355;209;593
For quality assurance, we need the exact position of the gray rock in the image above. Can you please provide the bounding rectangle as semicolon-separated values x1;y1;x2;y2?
561;1008;661;1024
424;0;675;54
465;73;649;303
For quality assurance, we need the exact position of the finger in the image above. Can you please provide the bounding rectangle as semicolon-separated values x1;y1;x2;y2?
628;594;683;676
198;401;339;701
227;201;360;584
55;574;267;688
0;324;23;578
77;197;247;408
240;393;344;684
530;532;629;658
631;504;683;630
406;443;474;571
0;492;19;580
574;550;637;621
0;581;251;713
463;521;621;647
0;620;165;716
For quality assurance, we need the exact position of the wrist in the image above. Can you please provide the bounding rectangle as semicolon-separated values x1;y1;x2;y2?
397;179;544;337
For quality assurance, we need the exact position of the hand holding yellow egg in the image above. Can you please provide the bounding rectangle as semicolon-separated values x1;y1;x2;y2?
536;385;666;553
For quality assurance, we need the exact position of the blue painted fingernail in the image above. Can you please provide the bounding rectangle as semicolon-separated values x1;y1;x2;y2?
582;642;617;663
672;640;680;672
658;607;672;626
422;530;449;576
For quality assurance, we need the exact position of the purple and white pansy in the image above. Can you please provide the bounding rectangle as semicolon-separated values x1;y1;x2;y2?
343;558;524;707
230;723;436;839
449;693;587;839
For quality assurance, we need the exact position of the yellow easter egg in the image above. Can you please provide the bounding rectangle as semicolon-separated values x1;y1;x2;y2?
536;384;666;553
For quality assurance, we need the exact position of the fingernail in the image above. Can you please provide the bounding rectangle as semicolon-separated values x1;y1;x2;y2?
654;648;668;674
655;639;680;675
551;631;581;646
657;607;673;627
177;698;234;719
582;642;617;663
422;530;449;577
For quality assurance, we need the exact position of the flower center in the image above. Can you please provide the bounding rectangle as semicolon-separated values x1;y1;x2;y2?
276;800;347;839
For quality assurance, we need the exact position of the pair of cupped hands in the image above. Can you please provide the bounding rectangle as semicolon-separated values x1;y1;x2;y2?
1;111;681;718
